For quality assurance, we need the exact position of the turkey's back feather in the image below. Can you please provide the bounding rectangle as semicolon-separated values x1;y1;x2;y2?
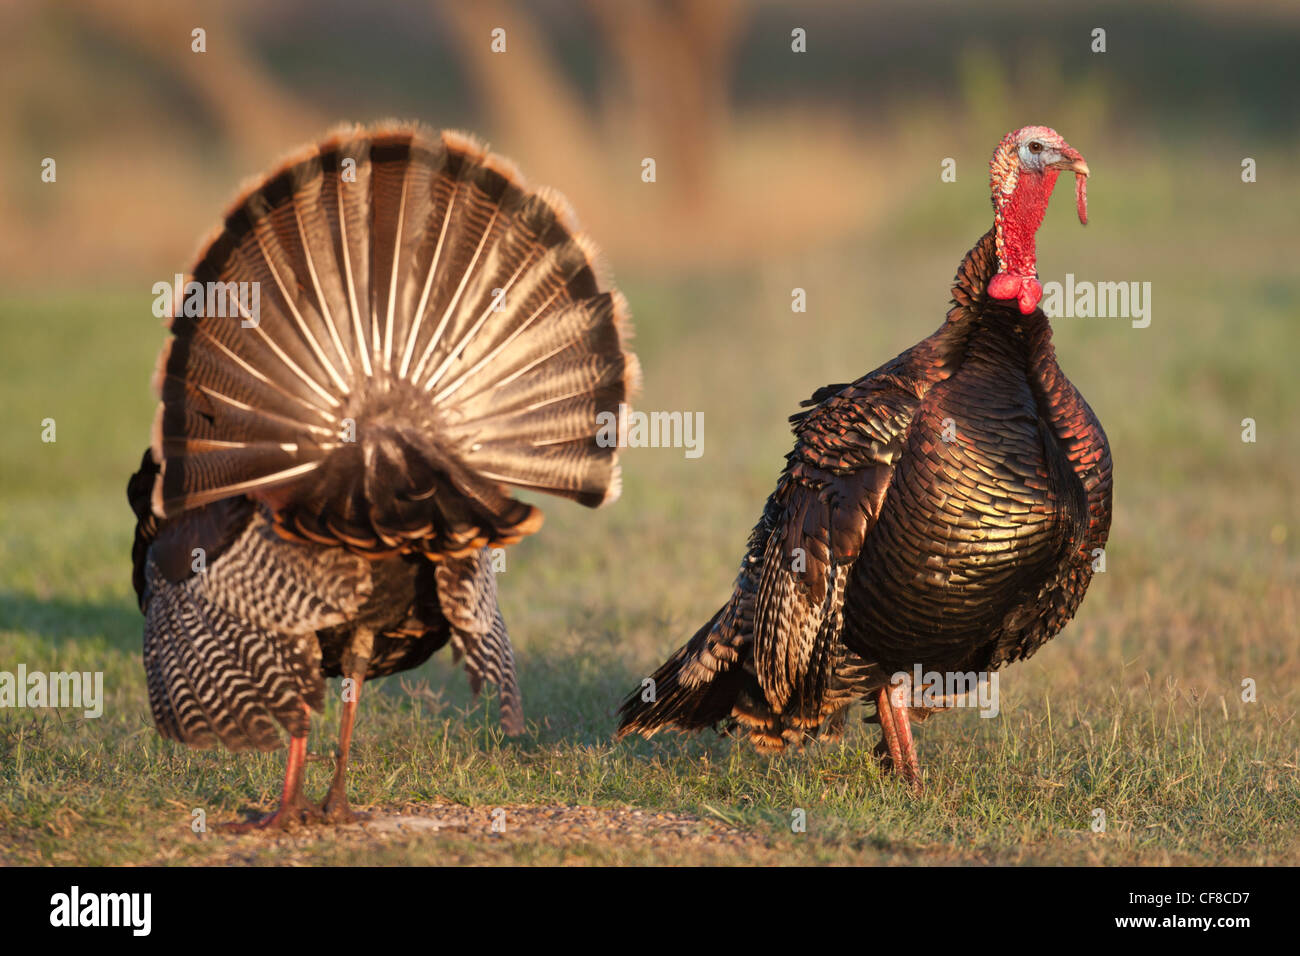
151;124;638;558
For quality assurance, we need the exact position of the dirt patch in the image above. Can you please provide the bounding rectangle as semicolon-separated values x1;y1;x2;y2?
356;802;754;840
149;802;767;864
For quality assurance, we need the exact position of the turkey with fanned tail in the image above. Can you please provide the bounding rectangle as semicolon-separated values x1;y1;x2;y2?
618;126;1111;791
129;123;639;828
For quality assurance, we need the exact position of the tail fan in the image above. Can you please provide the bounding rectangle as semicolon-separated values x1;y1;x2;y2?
150;124;639;558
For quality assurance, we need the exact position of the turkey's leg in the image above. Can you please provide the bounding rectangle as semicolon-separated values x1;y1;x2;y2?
322;628;374;823
224;704;319;831
874;681;923;792
875;688;904;769
320;690;362;823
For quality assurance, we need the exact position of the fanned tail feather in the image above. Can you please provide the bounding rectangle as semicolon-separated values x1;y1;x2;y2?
150;124;638;557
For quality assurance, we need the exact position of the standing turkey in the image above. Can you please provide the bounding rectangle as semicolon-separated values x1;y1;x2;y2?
618;126;1111;789
128;124;638;828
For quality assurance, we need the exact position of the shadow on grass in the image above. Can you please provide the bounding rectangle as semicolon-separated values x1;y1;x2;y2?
0;591;141;653
322;619;744;773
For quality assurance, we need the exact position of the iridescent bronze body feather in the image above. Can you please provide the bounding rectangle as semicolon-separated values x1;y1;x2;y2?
618;128;1111;787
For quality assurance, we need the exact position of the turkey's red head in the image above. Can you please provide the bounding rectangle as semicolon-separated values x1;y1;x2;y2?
987;126;1089;314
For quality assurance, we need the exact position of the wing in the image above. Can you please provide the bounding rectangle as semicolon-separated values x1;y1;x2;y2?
752;368;919;722
618;354;933;748
137;503;372;750
435;547;524;734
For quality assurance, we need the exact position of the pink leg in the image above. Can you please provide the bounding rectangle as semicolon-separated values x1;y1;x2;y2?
223;705;320;831
874;682;923;792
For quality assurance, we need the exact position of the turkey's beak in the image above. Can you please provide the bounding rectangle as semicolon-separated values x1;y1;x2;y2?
1051;154;1090;178
1050;148;1089;226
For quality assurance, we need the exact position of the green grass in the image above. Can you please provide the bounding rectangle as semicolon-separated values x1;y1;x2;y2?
2;153;1298;864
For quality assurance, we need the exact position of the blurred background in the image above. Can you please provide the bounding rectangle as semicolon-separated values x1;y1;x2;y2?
0;0;1297;855
3;0;1299;280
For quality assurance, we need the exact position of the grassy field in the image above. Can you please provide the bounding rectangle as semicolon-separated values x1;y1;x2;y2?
1;145;1298;865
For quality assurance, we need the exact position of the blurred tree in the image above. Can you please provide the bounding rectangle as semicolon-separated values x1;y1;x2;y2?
79;0;325;165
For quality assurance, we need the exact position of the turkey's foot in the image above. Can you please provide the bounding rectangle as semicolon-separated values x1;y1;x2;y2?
220;725;321;832
319;789;361;825
221;798;322;833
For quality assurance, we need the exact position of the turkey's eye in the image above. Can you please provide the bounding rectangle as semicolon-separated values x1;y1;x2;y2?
1028;141;1044;154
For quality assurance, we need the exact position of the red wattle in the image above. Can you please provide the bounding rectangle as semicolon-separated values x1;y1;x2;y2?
1017;278;1042;314
987;272;1021;300
987;272;1043;314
